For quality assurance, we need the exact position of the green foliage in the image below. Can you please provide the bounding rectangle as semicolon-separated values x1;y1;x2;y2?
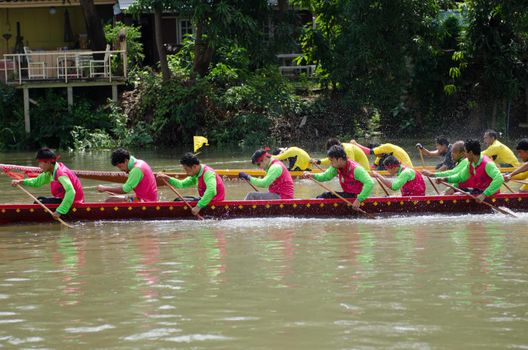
0;84;25;149
104;21;145;71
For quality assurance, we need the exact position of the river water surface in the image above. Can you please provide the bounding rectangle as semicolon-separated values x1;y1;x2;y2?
1;150;527;349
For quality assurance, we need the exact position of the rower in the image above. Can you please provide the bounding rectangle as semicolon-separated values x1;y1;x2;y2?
157;153;225;216
504;139;528;192
350;140;413;169
271;146;312;171
482;129;520;167
97;148;158;202
422;141;467;194
239;148;294;200
304;145;373;208
436;139;504;202
416;136;454;170
372;155;425;196
312;138;370;170
10;148;84;219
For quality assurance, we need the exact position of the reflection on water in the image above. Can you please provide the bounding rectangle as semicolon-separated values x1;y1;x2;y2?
1;215;528;349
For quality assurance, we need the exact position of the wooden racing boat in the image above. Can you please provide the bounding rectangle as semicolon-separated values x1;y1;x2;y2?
0;163;516;184
1;193;526;225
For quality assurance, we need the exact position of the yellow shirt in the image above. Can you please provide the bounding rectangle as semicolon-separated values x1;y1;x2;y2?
482;140;520;167
373;143;413;167
272;147;311;171
320;143;370;170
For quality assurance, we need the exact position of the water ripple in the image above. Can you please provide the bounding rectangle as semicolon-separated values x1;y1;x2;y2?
64;324;115;333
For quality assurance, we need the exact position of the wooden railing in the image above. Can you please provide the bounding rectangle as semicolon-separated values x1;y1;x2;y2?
1;49;127;85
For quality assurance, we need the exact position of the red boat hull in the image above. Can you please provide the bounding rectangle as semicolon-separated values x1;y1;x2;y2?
1;193;527;225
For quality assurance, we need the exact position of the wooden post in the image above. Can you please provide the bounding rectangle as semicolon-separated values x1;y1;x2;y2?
67;86;73;112
23;87;30;133
112;84;118;102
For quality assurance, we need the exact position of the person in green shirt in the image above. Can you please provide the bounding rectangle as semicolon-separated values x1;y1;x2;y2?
96;148;158;202
157;153;225;216
239;148;295;200
436;139;504;202
372;156;426;196
10;148;84;218
304;145;374;209
422;141;467;194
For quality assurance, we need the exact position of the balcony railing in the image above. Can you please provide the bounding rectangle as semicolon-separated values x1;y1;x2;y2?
1;49;127;85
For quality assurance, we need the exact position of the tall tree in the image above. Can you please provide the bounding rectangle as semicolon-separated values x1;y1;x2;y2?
79;0;107;51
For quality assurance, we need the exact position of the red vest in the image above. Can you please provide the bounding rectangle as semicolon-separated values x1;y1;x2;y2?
268;159;295;199
401;166;426;196
337;160;364;194
51;162;84;203
468;155;495;192
133;159;158;202
197;165;225;203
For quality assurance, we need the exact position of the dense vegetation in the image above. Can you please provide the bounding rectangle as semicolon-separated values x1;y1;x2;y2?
0;0;526;150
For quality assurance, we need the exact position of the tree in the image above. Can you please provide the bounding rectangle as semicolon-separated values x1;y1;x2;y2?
79;0;107;51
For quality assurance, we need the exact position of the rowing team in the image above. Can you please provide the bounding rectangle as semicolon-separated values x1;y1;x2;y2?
9;132;528;218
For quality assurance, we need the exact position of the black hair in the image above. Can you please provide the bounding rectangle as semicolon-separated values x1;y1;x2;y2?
516;139;528;151
484;129;499;140
35;148;57;162
270;148;282;156
327;145;347;160
435;136;449;146
367;143;380;149
180;152;200;167
383;155;400;168
251;149;270;164
111;148;130;166
464;139;481;155
325;138;341;150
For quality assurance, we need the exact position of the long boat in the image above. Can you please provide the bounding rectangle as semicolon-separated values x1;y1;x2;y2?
1;193;526;225
0;163;517;185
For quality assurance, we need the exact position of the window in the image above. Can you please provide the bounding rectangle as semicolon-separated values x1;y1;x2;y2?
178;19;193;44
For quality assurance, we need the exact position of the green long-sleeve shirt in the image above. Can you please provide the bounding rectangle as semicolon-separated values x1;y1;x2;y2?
122;156;144;194
168;164;217;208
313;165;374;202
391;166;416;191
445;155;503;196
434;158;469;178
249;163;283;188
23;163;75;214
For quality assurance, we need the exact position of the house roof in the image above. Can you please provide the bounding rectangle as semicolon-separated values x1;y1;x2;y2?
115;0;134;11
0;0;114;8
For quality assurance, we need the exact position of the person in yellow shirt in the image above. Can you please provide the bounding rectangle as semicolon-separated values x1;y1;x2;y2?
503;139;528;192
311;138;370;170
482;129;520;167
350;140;413;169
271;147;312;171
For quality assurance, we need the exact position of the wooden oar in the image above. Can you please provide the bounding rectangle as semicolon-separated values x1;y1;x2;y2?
374;176;390;196
502;182;515;193
15;184;74;228
511;179;528;185
160;178;204;220
439;180;517;218
244;179;259;192
308;177;375;219
419;151;440;194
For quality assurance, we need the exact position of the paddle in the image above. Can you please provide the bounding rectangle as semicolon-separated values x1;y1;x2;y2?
511;179;528;185
418;150;440;194
4;170;74;228
15;184;74;228
160;177;204;220
307;177;375;219
439;180;518;218
502;182;515;193
244;179;259;192
374;176;390;196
